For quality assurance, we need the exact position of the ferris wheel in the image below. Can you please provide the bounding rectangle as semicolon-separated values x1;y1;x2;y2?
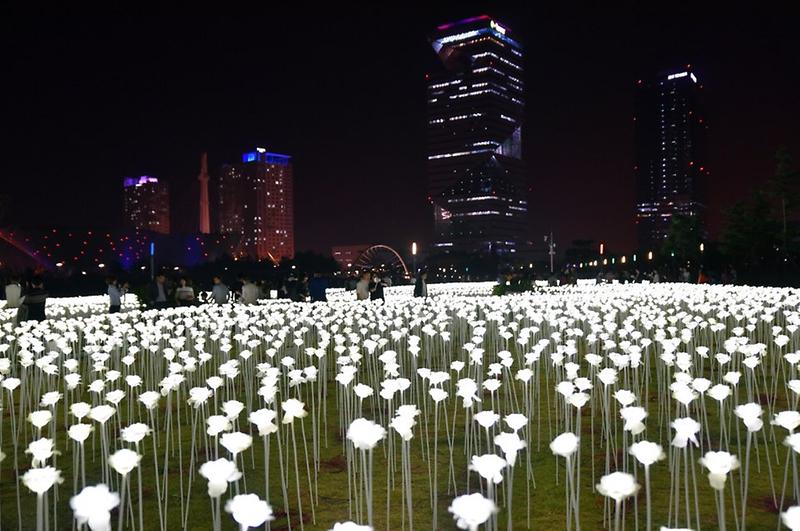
353;244;410;277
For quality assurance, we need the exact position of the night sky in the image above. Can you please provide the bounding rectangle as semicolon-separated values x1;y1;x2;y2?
2;5;798;256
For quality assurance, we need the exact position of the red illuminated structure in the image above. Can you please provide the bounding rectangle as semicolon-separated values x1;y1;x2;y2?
198;152;211;234
218;149;294;262
122;176;170;235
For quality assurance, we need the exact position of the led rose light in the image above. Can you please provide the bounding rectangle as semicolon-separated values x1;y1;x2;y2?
26;437;56;467
200;457;241;499
448;492;497;531
224;493;274;531
629;441;665;530
597;471;640;531
108;448;141;476
120;423;151;444
783;505;800;531
329;522;373;531
70;483;120;531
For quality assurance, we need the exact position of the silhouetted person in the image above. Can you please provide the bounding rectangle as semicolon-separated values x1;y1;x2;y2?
211;275;230;304
308;273;328;302
370;272;386;301
414;271;428;298
240;277;260;304
149;274;169;309
22;277;48;322
293;274;310;302
106;276;126;313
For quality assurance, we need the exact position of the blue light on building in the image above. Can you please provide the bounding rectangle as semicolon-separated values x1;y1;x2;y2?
241;149;291;166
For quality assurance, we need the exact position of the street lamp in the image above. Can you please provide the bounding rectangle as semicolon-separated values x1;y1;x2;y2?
599;242;605;256
699;242;705;253
411;242;417;274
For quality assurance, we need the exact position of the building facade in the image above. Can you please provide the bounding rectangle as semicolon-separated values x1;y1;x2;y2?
218;148;294;261
427;15;527;256
331;244;370;271
635;67;708;250
122;176;170;234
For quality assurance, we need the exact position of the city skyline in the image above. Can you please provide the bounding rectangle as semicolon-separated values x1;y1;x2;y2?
2;6;798;257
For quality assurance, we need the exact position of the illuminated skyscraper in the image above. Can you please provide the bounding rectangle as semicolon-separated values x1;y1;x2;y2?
122;176;170;234
635;67;708;249
218;148;294;261
427;15;527;256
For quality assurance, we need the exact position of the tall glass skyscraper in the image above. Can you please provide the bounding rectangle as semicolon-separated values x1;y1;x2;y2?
218;148;294;262
122;176;170;234
427;15;527;256
635;68;708;249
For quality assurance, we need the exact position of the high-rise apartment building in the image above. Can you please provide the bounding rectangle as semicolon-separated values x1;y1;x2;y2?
218;148;294;261
122;176;170;234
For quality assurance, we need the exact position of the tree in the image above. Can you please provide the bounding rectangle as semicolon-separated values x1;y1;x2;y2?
767;147;800;256
719;191;780;270
661;215;702;263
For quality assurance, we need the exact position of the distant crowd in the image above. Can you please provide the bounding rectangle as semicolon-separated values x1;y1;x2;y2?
3;270;432;322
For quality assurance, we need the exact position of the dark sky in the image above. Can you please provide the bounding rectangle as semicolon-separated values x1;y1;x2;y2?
2;5;798;256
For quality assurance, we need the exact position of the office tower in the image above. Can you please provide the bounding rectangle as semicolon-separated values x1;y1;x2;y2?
635;67;708;249
427;15;527;256
122;176;170;234
198;152;211;234
218;148;294;261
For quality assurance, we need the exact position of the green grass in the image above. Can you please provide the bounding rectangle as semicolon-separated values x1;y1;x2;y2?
0;381;791;531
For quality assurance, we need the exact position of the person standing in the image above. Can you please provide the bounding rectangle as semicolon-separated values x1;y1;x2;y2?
240;277;260;304
308;273;329;302
5;275;23;308
211;275;230;304
355;272;371;301
22;276;48;322
149;274;169;309
370;272;386;302
175;277;195;306
413;270;428;298
106;276;126;313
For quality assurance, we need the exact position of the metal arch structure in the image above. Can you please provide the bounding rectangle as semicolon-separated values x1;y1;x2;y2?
354;244;410;277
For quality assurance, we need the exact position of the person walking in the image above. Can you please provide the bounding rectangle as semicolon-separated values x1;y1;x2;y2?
413;270;428;298
211;275;230;304
21;276;48;322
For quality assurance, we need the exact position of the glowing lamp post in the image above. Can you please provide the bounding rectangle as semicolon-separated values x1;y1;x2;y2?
411;242;417;275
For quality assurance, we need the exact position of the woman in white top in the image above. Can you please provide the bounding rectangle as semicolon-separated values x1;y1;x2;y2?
175;278;196;306
5;276;23;308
